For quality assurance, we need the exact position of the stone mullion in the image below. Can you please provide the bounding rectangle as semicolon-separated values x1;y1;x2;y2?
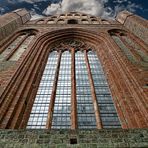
84;50;103;129
46;51;62;129
5;34;29;60
71;48;77;129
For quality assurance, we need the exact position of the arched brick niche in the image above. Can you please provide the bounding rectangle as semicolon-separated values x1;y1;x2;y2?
0;29;38;61
108;29;148;69
0;28;147;130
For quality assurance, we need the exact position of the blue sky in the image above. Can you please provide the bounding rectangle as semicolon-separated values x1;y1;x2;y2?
0;0;147;20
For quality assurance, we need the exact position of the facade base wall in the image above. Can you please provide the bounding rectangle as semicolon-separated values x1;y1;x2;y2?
0;129;148;148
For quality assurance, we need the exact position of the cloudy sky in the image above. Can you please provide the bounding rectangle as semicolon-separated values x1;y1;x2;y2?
0;0;148;20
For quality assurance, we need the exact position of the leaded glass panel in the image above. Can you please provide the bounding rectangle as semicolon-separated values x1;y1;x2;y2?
27;51;58;129
88;51;121;128
52;51;71;129
76;51;96;129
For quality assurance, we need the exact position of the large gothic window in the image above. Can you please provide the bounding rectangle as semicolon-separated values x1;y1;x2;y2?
27;40;121;129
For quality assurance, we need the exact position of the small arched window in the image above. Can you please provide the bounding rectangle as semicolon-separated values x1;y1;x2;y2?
67;14;73;18
60;14;65;18
36;20;44;24
74;14;80;18
67;19;78;24
57;19;65;24
91;19;99;24
101;19;110;24
81;19;89;24
82;14;87;18
47;19;55;24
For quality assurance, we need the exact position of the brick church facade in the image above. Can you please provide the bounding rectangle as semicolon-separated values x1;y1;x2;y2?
0;9;148;147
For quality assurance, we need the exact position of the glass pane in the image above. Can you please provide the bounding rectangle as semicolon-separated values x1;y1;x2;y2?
88;50;121;128
52;51;71;129
76;51;96;129
27;51;58;129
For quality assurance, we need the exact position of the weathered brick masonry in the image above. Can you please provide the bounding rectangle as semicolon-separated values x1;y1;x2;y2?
0;9;148;147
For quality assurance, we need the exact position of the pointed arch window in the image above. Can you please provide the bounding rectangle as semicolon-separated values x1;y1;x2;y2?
27;40;121;129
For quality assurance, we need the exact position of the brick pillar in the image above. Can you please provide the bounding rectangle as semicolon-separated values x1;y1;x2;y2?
71;48;77;129
46;51;62;129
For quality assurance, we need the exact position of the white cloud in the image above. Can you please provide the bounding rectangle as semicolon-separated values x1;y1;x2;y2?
43;0;110;18
42;0;141;19
30;8;44;20
10;0;47;4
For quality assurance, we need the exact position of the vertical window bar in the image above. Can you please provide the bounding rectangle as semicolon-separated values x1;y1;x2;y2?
71;48;77;129
46;51;62;129
51;51;71;129
76;51;96;129
88;50;121;128
26;51;58;129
